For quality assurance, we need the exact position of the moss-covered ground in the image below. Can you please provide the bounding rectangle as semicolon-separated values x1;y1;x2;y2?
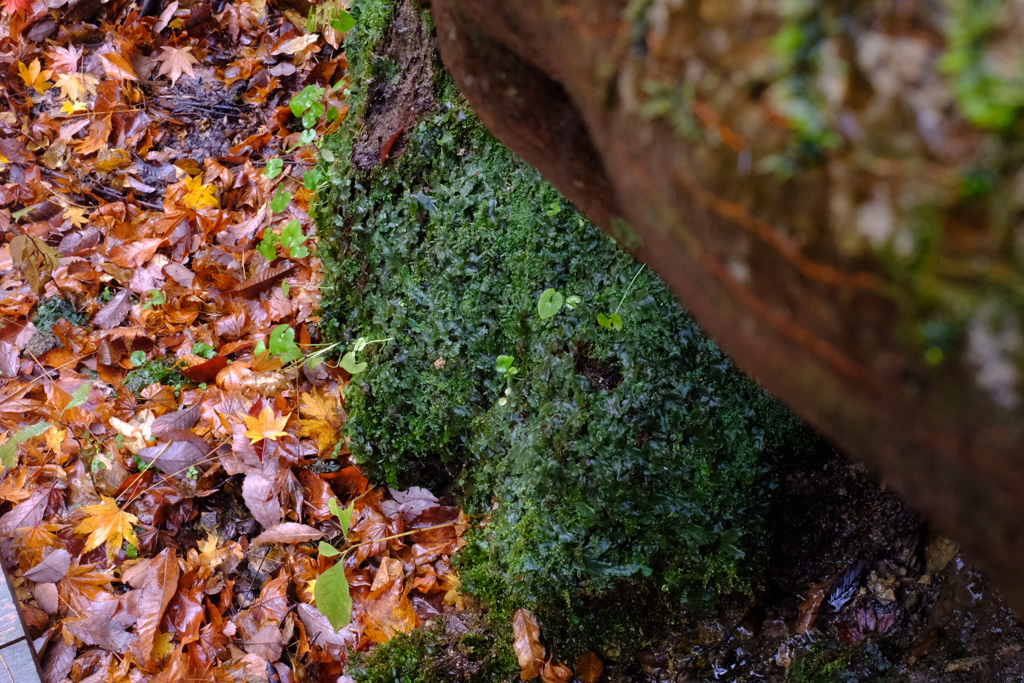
313;0;819;672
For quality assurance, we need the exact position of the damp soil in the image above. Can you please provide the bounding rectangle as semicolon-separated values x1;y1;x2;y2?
594;446;1024;683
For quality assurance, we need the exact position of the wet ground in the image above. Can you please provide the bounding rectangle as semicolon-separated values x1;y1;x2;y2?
603;447;1024;682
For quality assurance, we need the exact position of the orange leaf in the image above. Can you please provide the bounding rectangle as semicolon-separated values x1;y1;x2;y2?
181;175;219;210
73;496;139;560
541;660;574;683
242;405;289;444
17;59;52;94
575;652;604;683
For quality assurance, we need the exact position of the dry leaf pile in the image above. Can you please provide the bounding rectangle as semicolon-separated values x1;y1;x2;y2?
0;0;469;680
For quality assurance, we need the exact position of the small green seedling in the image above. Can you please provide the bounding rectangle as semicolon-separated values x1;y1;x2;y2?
537;288;564;320
598;265;645;332
269;324;302;364
339;336;392;375
496;355;519;379
270;186;292;214
597;313;623;331
192;342;216;359
142;289;166;310
130;350;147;367
280;220;310;258
258;229;281;261
265;158;284;179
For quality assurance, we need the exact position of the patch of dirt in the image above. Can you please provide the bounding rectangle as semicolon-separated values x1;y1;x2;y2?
574;342;622;390
602;447;1024;682
352;0;438;170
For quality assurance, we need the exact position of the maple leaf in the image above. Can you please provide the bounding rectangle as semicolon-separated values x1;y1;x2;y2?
297;391;343;452
46;45;83;74
59;100;88;115
18;59;52;94
155;46;199;85
54;72;98;102
182;175;219;210
5;0;33;15
74;496;139;559
63;206;88;227
242;405;289;444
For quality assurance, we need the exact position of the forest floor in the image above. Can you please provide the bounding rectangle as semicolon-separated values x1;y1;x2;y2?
2;1;1024;683
0;1;468;681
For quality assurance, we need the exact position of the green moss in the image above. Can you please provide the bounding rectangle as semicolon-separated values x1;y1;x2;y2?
347;617;517;683
33;297;87;334
315;0;818;654
123;358;186;395
787;641;893;683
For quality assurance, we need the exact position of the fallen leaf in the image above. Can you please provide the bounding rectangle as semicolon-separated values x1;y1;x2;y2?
24;548;72;583
513;608;546;681
131;548;179;665
154;46;199;85
73;496;139;559
243;405;290;444
251;522;324;544
181;355;228;383
181;174;219;210
541;660;574;683
242;471;282;529
18;59;52;94
576;652;604;683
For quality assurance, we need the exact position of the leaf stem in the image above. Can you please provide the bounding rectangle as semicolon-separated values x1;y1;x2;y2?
613;265;646;316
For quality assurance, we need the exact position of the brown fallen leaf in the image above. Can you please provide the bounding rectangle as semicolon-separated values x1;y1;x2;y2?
513;608;546;681
233;262;298;298
576;651;604;683
251;522;324;544
541;659;574;683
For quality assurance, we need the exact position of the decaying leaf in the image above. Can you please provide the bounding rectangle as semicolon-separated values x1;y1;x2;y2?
251;522;324;544
576;652;604;683
513;608;546;681
541;660;574;683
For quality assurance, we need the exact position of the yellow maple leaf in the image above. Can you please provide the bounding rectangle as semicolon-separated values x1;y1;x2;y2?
63;207;88;227
242;405;290;444
297;391;343;452
154;632;175;659
54;72;98;102
74;496;139;560
60;100;88;115
18;59;52;94
182;175;219;210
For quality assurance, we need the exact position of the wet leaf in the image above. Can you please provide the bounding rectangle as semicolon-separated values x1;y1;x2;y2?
513;608;546;681
243;405;290;443
314;560;352;631
251;522;324;544
73;496;139;560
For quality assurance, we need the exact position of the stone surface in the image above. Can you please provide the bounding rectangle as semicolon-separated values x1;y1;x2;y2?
428;0;1024;610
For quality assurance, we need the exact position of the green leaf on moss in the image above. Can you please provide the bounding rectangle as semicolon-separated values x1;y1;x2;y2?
537;288;564;319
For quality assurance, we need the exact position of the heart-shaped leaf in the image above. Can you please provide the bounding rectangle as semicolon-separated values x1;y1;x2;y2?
537;288;564;319
340;351;367;374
